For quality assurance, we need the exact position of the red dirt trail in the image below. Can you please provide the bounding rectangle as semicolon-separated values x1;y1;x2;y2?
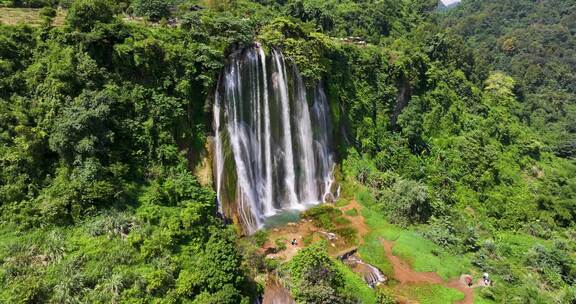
382;240;473;304
340;200;370;239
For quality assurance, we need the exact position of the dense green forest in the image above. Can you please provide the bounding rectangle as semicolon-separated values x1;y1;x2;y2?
1;0;574;303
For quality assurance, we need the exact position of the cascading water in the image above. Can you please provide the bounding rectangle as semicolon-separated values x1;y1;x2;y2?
311;85;336;202
343;255;387;288
213;45;335;234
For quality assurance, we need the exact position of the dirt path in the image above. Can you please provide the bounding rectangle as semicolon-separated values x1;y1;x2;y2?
340;200;369;239
382;240;473;304
263;200;369;261
263;220;317;260
447;276;474;304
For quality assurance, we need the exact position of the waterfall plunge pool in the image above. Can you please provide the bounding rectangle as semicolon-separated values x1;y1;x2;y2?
262;200;330;229
262;209;301;229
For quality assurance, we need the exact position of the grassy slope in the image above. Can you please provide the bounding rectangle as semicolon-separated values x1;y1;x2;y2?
396;283;464;304
355;187;469;280
344;179;570;304
0;8;65;26
473;289;498;304
348;185;470;303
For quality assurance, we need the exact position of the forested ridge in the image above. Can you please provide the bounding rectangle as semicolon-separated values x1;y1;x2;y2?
0;0;574;303
442;0;576;158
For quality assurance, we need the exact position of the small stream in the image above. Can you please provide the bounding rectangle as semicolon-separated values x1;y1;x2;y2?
341;251;387;288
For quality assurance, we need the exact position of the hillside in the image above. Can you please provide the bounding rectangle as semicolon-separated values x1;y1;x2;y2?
0;0;574;303
442;0;576;156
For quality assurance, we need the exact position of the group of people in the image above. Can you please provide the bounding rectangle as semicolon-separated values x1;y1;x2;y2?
464;272;492;287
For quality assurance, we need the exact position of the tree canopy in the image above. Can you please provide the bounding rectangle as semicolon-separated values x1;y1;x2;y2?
0;0;574;303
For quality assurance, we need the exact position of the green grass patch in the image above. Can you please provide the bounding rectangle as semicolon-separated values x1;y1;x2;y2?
302;233;315;246
474;288;498;304
390;232;468;279
398;283;464;304
495;231;550;260
302;204;343;230
334;216;351;226
0;225;20;249
345;208;358;216
335;198;350;207
334;260;377;304
355;187;376;207
275;238;287;251
357;230;393;277
334;226;358;244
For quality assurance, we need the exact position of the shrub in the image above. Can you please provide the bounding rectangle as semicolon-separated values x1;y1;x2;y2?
334;227;358;243
253;230;268;247
376;289;397;304
265;257;280;271
380;179;431;226
345;208;358;216
423;217;459;248
334;216;351;226
302;205;342;230
132;0;171;21
525;243;576;286
66;0;114;31
39;7;57;18
274;238;287;252
205;0;237;11
286;242;354;303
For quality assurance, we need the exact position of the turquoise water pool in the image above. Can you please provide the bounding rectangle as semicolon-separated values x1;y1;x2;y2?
263;209;301;229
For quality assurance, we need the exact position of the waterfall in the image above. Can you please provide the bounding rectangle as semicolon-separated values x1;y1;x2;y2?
271;50;299;209
311;85;336;202
213;45;335;234
292;64;318;205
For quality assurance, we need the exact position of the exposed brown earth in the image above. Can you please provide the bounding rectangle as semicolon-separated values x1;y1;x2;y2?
340;200;369;239
262;219;317;260
262;201;367;261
